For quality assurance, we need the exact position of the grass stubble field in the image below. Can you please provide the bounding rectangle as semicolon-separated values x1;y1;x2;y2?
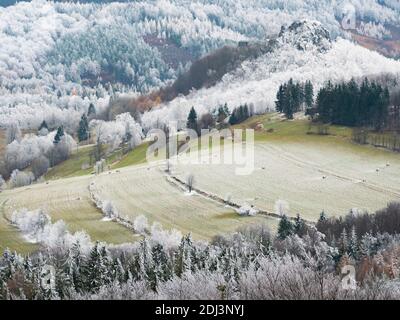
1;114;400;253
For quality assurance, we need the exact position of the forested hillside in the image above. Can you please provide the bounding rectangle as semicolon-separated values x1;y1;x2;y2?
1;0;399;131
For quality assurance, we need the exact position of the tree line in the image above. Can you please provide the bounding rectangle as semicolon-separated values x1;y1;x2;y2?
316;78;390;130
276;78;392;132
186;103;252;134
2;202;400;299
275;79;314;119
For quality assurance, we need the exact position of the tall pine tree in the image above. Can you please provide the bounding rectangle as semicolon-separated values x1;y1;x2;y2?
78;114;89;142
187;107;198;133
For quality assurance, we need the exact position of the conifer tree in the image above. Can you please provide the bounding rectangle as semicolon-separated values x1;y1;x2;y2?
175;235;193;277
275;84;285;113
294;214;306;236
87;103;96;117
78;114;89;142
277;215;294;239
348;226;359;259
339;229;348;256
216;104;230;123
187;107;198;133
319;210;327;222
38;120;48;131
151;244;171;289
138;238;155;285
84;242;102;293
359;232;378;257
69;241;84;292
53;126;65;144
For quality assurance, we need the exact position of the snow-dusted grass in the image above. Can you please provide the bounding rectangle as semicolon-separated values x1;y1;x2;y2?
92;165;274;240
2;115;399;251
0;175;137;251
173;119;400;221
0;200;38;254
111;142;149;169
45;142;149;181
0;158;276;252
44;144;95;180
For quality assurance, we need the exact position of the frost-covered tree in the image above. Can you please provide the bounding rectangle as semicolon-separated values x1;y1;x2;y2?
348;226;359;259
83;242;104;293
38;120;48;132
186;174;195;193
175;235;194;277
359;233;378;257
89;113;143;153
9;170;34;188
0;175;5;191
6;123;21;144
274;199;289;216
87;103;96;117
338;229;348;256
134;215;149;234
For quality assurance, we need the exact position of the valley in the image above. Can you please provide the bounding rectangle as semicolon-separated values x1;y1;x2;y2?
1;0;400;300
1;114;399;253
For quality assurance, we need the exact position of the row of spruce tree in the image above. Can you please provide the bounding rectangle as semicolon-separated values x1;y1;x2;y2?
276;78;392;131
275;79;314;119
186;103;252;134
316;78;390;130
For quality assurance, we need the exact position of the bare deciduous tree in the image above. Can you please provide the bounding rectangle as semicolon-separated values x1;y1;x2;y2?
186;174;195;193
32;156;50;179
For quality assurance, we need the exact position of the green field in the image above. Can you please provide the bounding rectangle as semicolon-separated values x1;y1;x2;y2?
1;113;399;253
45;145;95;179
173;113;400;220
0;175;139;253
45;142;149;180
0;200;38;255
93;164;277;240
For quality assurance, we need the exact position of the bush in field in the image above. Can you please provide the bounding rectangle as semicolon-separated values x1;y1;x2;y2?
237;204;257;216
101;201;119;219
8;170;34;188
134;215;149;234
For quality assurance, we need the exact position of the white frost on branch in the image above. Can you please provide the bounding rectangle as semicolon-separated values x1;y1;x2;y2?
90;113;143;152
134;215;149;234
275;199;290;216
11;208;93;252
